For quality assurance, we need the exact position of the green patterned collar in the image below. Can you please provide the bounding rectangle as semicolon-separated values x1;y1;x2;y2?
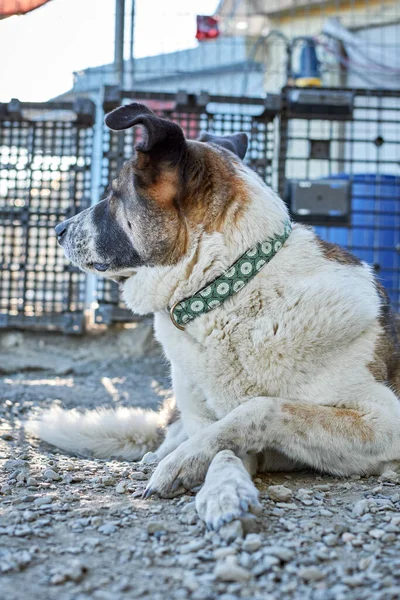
169;220;292;330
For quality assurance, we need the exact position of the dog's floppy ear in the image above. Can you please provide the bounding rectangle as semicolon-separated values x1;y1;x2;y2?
105;102;186;161
198;132;248;160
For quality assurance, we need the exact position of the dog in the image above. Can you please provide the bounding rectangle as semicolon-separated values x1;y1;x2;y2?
28;102;400;532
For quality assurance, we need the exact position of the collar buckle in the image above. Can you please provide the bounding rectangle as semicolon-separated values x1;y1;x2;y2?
169;301;186;331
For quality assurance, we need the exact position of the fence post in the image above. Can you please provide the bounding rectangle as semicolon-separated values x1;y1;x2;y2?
85;90;105;322
277;87;289;200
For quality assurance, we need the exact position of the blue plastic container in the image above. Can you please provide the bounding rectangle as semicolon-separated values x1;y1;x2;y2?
315;174;400;309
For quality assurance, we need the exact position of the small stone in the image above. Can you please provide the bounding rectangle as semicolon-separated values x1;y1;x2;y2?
379;470;399;483
98;522;117;535
242;533;262;553
43;469;61;482
50;573;66;585
183;573;199;592
4;459;27;471
342;575;365;588
147;520;169;534
115;481;127;494
323;534;338;547
252;555;280;576
14;525;32;537
213;547;237;560
130;472;148;481
215;557;251;582
219;520;243;543
351;537;364;547
50;560;88;585
382;533;397;543
267;485;293;502
101;476;115;486
241;514;259;535
369;528;385;539
352;499;369;518
299;567;326;582
358;557;374;571
180;503;198;526
263;546;294;562
319;509;333;517
140;452;158;464
67;560;88;582
15;550;32;570
298;496;313;506
26;477;38;487
23;510;36;522
33;496;54;506
180;539;206;554
314;484;331;492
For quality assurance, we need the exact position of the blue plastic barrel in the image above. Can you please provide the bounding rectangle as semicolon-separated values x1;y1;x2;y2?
315;174;400;309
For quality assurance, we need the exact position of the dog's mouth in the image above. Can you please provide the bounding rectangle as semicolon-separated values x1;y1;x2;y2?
111;275;130;284
85;262;134;284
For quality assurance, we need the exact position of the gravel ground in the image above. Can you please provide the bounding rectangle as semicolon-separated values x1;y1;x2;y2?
1;325;400;600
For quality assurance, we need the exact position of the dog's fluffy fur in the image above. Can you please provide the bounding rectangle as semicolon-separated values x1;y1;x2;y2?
29;103;400;530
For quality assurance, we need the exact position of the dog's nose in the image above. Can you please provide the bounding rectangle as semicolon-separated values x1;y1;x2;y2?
55;222;68;242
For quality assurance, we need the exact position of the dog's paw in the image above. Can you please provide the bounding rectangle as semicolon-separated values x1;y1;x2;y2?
195;450;262;531
143;436;214;499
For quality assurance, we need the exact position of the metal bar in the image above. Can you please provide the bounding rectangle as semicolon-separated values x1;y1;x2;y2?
129;0;135;89
85;91;106;314
114;0;125;88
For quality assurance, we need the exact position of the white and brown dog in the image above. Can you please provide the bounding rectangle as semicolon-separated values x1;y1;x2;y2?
29;103;400;531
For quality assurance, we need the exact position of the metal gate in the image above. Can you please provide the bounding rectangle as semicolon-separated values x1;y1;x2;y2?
280;87;400;310
1;87;400;331
0;99;95;332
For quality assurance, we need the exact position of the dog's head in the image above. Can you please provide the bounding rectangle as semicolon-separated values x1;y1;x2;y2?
55;102;249;281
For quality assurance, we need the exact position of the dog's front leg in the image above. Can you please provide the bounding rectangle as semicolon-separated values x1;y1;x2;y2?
144;385;400;497
195;450;261;531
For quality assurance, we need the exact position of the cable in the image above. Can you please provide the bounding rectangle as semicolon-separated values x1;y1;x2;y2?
315;38;394;88
342;39;400;75
315;35;400;76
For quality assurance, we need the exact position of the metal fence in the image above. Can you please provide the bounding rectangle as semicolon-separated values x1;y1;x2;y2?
280;87;400;310
0;99;95;332
1;87;400;331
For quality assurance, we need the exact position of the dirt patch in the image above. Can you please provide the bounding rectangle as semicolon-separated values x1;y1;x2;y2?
1;327;400;600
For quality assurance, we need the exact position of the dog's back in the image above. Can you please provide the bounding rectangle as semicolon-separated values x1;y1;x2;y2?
371;282;400;395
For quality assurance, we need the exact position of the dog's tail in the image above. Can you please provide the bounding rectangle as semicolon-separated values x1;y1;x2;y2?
26;398;175;460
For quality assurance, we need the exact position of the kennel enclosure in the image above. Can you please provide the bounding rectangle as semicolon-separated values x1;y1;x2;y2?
1;87;399;332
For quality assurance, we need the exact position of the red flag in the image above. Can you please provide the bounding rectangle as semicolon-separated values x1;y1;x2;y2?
0;0;51;18
196;15;219;42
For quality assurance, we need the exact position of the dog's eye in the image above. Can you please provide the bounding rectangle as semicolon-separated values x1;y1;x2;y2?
127;221;132;229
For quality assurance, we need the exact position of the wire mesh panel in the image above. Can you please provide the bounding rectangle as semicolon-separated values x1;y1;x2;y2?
280;87;400;310
95;90;280;325
0;100;95;332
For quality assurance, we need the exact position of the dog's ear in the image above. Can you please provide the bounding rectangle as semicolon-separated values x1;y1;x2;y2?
105;103;187;207
198;132;248;160
105;102;186;164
